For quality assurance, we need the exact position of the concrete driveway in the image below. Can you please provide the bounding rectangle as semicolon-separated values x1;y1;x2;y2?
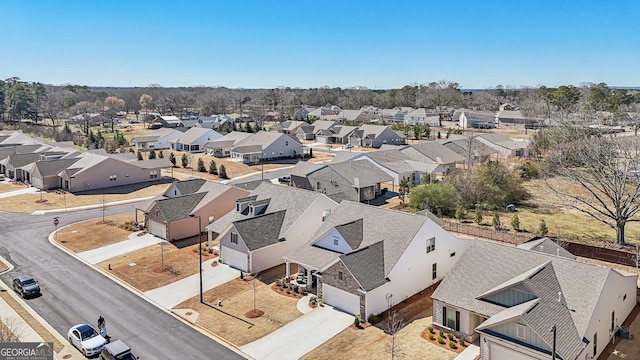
240;305;353;360
77;232;164;264
143;260;239;309
0;186;39;198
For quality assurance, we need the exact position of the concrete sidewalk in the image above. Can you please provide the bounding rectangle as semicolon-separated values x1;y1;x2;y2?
78;232;164;264
0;186;39;198
143;260;239;309
455;339;480;360
240;305;352;360
32;196;156;215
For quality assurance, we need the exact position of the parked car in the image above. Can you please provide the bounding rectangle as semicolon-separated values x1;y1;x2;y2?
278;176;291;184
12;275;41;298
99;340;138;360
68;324;107;357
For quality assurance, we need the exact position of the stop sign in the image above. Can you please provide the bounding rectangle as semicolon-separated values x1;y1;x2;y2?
53;218;59;226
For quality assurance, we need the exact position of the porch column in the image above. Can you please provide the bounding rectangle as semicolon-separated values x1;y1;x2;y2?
285;260;290;280
306;268;311;287
207;230;212;248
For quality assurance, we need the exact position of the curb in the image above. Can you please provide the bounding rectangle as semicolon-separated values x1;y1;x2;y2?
47;225;252;359
0;255;84;360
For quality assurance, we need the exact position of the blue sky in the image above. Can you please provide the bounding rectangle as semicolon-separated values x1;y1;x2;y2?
1;1;638;89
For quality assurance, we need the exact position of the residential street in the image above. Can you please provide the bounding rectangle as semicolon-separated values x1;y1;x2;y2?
0;204;244;360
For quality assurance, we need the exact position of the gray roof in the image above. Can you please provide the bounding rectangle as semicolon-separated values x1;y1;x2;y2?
131;135;160;143
288;161;325;177
517;237;576;260
172;178;207;195
335;219;364;249
207;131;252;147
175;127;220;144
431;240;619;355
475;133;528;150
205;140;235;148
208;182;334;239
443;138;497;158
152;192;207;222
233;210;287;251
405;141;465;164
233;145;262;154
233;179;271;191
324;161;394;187
35;158;80;177
286;201;429;276
10;153;41;167
130;158;174;169
340;240;387;291
361;150;417;174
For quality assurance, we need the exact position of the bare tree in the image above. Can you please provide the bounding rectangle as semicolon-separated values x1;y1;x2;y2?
0;315;24;342
385;310;406;360
544;126;640;244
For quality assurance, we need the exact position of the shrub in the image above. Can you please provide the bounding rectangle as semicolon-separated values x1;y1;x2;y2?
437;337;446;344
208;160;217;175
439;330;444;338
447;333;454;341
428;333;435;340
492;212;501;230
474;210;483;225
354;315;361;328
197;158;206;172
449;342;458;350
219;165;228;179
427;326;435;334
181;154;188;168
148;149;157;159
169;152;176;166
368;314;379;324
459;338;466;346
511;213;520;231
538;218;549;236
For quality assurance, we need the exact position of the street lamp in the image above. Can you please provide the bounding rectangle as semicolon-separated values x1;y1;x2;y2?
190;214;203;303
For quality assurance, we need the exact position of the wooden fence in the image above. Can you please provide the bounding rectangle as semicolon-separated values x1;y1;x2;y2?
443;221;531;246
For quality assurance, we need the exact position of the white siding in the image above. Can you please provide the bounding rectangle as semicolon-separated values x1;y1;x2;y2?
323;284;360;315
262;134;302;159
312;228;353;253
149;220;167;239
224;247;249;272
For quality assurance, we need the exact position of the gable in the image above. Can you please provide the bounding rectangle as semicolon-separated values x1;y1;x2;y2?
312;228;354;254
483;319;551;354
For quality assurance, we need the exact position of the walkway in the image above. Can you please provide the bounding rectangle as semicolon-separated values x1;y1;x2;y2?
77;232;165;264
239;305;352;360
454;339;480;360
143;260;239;309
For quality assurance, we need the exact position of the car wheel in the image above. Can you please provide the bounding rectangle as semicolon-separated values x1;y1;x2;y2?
82;349;86;357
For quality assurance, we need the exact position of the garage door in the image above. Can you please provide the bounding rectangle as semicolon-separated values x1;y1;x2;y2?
148;220;166;239
316;135;328;144
489;342;532;360
223;247;249;272
323;284;360;315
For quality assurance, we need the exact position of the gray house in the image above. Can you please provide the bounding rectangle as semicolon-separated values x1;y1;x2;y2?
349;125;406;148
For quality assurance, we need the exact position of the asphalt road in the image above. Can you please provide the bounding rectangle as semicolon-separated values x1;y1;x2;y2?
0;203;244;360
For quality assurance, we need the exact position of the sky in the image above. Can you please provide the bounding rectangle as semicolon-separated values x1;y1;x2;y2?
1;0;639;89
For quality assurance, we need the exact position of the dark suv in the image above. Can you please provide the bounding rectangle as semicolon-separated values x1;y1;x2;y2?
13;275;41;298
99;340;138;360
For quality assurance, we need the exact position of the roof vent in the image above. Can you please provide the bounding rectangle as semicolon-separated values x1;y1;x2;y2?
557;248;560;257
558;292;562;303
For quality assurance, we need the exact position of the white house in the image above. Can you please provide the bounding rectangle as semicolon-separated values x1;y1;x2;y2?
230;131;302;164
170;127;222;153
204;131;252;158
405;108;440;126
474;133;529;158
431;240;637;360
284;201;470;320
131;128;182;150
207;182;338;274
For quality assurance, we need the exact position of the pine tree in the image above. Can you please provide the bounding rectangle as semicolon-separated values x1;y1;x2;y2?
538;219;549;236
158;150;164;159
511;213;520;231
137;150;143;160
208;160;217;175
219;164;228;179
197;158;206;172
454;205;465;222
244;121;253;133
474;210;483;225
492;212;501;230
168;152;176;166
181;154;188;168
148;149;156;159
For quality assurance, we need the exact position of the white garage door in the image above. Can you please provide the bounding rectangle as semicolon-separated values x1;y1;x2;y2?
223;247;249;272
323;284;360;315
489;342;532;360
148;220;166;239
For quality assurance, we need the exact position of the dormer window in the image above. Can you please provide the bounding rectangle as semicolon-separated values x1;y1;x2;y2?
230;232;238;244
333;238;339;246
516;323;526;339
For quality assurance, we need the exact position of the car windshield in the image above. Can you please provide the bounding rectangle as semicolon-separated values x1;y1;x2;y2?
79;327;98;340
22;279;36;286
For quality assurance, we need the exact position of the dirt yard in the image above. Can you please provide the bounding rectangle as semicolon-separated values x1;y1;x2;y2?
0;183;170;214
54;212;137;252
175;270;302;346
303;286;456;360
96;242;216;292
0;181;29;193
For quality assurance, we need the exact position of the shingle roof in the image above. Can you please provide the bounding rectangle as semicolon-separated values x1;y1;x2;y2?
129;158;174;169
152;192;207;222
131;135;160;143
172;178;207;196
289;161;325;177
233;145;262;154
174;127;221;144
475;133;528;150
35;158;80;177
233;210;287;251
335;219;364;249
406;141;465;164
340;241;387;291
517;238;576;260
233;179;271;191
286;201;429;275
325;161;394;187
10;153;41;168
431;241;615;346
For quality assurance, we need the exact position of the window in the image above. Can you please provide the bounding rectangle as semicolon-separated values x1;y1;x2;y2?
611;311;615;333
230;232;238;244
338;271;343;280
426;237;436;253
285;140;289;146
593;332;597;357
109;175;117;181
443;307;460;331
150;170;158;179
333;238;339;246
236;203;240;212
432;263;437;280
516;323;526;339
322;209;331;222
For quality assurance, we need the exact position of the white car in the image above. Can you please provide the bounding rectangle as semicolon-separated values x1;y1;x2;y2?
68;324;107;357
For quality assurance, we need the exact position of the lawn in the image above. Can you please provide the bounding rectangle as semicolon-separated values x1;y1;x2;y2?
0;181;28;194
55;212;137;252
